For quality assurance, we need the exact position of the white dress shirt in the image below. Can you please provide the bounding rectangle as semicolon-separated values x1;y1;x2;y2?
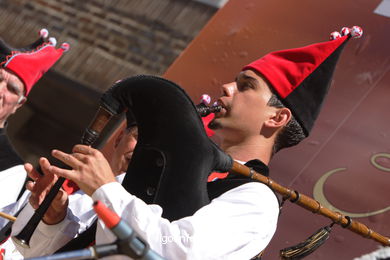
11;176;279;260
0;165;26;213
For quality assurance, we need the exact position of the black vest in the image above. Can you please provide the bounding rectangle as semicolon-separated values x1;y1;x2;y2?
0;128;24;171
208;159;270;200
0;128;26;243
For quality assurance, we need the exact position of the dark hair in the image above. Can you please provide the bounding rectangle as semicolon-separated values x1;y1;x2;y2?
267;94;306;154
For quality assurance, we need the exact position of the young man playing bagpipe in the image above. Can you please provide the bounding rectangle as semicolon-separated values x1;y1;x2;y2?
11;26;362;259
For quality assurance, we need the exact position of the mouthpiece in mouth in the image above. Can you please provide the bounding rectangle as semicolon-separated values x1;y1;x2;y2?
210;105;222;113
196;103;222;117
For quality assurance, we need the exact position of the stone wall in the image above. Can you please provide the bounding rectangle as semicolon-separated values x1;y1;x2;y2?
0;0;217;161
0;0;216;92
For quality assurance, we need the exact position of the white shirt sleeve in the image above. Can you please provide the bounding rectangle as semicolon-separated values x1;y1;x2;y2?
0;190;30;229
11;190;96;257
92;181;279;260
10;173;126;258
0;165;26;209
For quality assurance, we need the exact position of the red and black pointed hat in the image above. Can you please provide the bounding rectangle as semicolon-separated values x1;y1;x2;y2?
243;26;363;136
0;28;69;96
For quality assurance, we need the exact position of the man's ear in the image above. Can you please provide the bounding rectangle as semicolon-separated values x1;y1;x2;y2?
114;130;125;148
12;97;27;114
265;107;292;129
18;96;27;106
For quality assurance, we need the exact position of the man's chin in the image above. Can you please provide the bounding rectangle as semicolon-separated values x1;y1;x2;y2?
208;119;222;130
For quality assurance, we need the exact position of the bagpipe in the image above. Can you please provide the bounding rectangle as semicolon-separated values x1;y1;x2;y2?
5;75;390;259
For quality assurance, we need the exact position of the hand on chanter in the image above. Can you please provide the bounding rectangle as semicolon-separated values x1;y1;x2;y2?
49;144;116;197
25;158;69;225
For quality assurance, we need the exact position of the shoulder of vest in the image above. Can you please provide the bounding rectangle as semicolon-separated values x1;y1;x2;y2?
0;133;24;171
207;175;281;207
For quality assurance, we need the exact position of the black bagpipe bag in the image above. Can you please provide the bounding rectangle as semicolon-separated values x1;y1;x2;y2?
106;75;233;221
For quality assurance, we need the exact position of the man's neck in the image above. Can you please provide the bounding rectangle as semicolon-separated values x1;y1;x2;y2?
221;135;273;165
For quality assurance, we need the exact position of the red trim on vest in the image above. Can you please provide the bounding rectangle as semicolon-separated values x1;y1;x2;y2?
207;172;229;182
202;113;215;137
0;235;10;246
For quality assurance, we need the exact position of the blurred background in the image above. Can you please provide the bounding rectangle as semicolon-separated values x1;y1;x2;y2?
1;0;390;259
0;0;224;162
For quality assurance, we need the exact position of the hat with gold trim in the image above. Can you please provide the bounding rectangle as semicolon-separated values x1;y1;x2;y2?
0;28;69;96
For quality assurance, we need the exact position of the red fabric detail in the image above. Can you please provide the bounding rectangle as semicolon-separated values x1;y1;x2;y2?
0;248;5;260
3;44;64;96
62;179;80;195
207;172;229;182
0;236;9;246
201;113;215;137
93;201;120;229
243;36;348;99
